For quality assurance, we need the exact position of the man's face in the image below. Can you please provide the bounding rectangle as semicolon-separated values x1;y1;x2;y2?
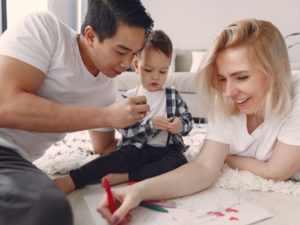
87;24;146;78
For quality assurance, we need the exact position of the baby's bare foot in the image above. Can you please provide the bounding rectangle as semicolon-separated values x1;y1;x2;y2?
102;173;128;186
52;175;75;194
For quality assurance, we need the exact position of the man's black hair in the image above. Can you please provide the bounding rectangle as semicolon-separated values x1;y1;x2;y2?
81;0;154;42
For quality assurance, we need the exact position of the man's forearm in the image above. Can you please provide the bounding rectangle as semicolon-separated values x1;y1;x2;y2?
0;92;106;132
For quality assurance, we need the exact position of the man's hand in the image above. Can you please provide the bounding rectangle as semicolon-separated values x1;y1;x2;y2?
104;96;149;128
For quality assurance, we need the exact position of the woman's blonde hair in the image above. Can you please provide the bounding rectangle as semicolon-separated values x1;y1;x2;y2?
199;18;292;121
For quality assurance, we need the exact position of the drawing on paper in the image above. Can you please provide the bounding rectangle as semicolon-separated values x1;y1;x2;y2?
84;187;272;225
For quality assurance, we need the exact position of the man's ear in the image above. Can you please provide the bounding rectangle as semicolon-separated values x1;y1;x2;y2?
133;59;139;73
84;26;96;47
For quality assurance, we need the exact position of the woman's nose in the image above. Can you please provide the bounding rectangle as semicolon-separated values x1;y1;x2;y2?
224;81;238;98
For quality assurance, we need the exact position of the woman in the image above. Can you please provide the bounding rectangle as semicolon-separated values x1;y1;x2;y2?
98;18;300;225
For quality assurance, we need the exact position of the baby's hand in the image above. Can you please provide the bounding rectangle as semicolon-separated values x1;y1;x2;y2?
167;117;182;134
152;116;182;134
152;116;170;131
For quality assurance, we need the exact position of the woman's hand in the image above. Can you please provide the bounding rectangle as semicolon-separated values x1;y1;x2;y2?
225;140;300;180
97;185;142;225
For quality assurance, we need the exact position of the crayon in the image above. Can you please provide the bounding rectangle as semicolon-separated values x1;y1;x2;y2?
103;178;116;213
140;202;169;213
143;200;177;208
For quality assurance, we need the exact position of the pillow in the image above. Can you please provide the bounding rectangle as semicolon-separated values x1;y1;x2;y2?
288;44;300;70
175;49;193;72
167;72;198;93
285;33;300;70
169;49;176;72
189;51;206;73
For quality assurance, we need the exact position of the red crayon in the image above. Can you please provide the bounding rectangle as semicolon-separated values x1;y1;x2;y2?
103;178;116;213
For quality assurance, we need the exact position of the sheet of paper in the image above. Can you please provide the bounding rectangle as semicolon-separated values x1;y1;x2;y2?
84;188;272;225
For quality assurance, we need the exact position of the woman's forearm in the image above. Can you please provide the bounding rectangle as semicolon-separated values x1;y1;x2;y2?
136;160;218;202
226;155;279;179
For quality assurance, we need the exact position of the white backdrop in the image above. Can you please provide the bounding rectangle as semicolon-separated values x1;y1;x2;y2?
2;0;298;65
141;0;300;50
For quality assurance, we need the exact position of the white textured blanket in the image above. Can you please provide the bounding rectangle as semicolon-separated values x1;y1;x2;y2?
34;124;300;196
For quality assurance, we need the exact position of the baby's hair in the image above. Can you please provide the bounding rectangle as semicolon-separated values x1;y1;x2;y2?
143;30;173;58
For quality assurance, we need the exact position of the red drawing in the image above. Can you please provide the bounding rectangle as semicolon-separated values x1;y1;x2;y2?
226;208;239;213
207;211;225;217
229;216;239;221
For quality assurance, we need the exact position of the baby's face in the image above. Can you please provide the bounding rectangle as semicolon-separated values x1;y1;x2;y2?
136;47;170;92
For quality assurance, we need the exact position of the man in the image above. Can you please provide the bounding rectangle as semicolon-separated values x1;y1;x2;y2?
0;0;153;224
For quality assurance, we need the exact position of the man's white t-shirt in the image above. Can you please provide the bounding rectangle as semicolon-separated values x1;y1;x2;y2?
206;72;300;161
0;12;117;161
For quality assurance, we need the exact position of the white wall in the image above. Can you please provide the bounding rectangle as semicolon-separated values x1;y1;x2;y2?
141;0;300;50
47;0;78;30
6;0;47;28
79;0;88;32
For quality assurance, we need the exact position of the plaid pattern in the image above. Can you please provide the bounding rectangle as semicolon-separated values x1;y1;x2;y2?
118;87;193;151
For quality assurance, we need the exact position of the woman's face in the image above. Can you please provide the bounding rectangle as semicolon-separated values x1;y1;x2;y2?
215;46;269;116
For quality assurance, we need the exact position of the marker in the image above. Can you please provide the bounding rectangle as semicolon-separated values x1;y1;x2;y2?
140;202;169;213
103;178;116;213
169;116;176;122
